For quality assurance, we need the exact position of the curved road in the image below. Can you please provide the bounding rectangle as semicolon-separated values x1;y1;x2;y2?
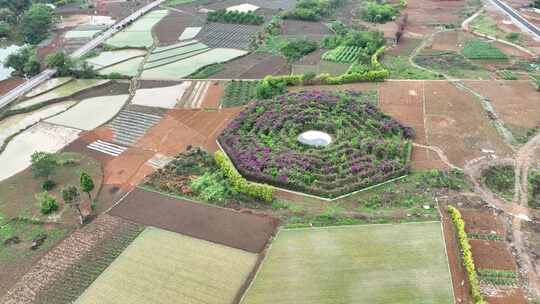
490;0;540;38
0;0;165;110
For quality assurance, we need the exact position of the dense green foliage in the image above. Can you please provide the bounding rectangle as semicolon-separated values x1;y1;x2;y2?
447;206;486;304
280;39;318;61
4;46;41;77
477;269;518;286
461;40;508;60
37;191;59;215
283;0;346;21
219;90;413;198
20;3;56;44
188;63;223;79
207;9;264;25
322;46;361;63
80;171;95;200
214;151;274;202
481;165;515;201
221;80;259;107
31;151;58;183
361;2;398;23
528;169;540;209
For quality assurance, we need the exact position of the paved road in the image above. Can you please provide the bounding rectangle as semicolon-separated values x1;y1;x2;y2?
490;0;540;38
0;0;165;110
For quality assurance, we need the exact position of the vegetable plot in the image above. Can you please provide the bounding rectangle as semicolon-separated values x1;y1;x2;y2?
322;46;361;63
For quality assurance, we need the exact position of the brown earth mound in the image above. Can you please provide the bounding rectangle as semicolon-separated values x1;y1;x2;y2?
109;188;279;253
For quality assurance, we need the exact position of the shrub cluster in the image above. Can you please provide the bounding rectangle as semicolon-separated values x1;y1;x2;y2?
283;0;346;21
280;39;318;61
361;2;398;23
447;206;486;304
256;46;389;99
215;151;274;202
207;9;264;25
218;91;413;198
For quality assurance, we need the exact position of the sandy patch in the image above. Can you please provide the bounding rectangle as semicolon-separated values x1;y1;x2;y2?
45;95;128;130
25;78;72;98
0;122;81;181
0;101;76;148
227;3;259;12
178;27;202;41
131;82;191;109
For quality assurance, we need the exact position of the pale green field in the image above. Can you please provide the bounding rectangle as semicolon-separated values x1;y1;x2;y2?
12;79;110;110
25;77;72;98
242;222;454;304
105;10;169;48
144;48;210;70
65;30;100;39
147;42;209;63
75;227;258;304
98;57;144;77
86;49;146;68
141;48;247;79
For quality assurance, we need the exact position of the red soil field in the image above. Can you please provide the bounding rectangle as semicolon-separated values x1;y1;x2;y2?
404;0;465;35
109;188;279;253
460;208;506;236
470;239;517;270
153;10;195;45
424;81;513;167
200;81;224;109
0;78;24;96
463;80;540;131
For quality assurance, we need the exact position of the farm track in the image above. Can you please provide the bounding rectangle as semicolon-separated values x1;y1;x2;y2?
408;24;540;298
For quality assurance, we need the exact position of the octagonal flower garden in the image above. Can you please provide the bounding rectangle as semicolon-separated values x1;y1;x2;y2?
218;90;415;198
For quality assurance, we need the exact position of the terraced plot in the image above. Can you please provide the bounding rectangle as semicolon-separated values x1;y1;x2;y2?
0;101;76;148
108;110;162;146
45;95;128;131
197;23;260;50
179;27;202;41
11;79;110;110
141;48;247;80
105;10;169;48
25;77;72;98
0;122;80;181
75;227;258;304
86;49;147;68
131;82;191;109
144;42;210;70
242;223;454;304
98;57;145;77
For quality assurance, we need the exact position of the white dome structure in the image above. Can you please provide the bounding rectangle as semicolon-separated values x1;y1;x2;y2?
297;130;332;147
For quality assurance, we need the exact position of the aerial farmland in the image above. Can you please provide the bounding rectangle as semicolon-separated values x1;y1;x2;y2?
0;0;539;303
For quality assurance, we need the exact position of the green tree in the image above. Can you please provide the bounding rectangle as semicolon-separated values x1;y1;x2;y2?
533;0;540;8
0;21;9;37
30;152;58;185
62;185;84;224
20;3;56;44
23;55;41;76
0;8;17;25
4;46;34;76
46;52;74;76
37;191;59;215
80;171;95;200
0;0;32;17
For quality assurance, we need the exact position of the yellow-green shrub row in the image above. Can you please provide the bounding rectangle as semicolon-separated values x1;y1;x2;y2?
215;151;274;202
447;206;486;304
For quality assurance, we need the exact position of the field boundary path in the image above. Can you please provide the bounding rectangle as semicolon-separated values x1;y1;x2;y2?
0;0;165;111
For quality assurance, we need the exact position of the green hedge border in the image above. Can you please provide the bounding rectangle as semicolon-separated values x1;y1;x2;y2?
447;206;486;304
214;151;274;202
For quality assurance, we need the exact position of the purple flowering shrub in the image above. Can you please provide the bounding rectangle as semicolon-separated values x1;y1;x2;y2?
218;90;414;198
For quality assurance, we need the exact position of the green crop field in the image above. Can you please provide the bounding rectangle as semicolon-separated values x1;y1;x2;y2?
105;10;169;48
461;40;507;60
75;227;258;304
242;222;454;304
322;46;361;63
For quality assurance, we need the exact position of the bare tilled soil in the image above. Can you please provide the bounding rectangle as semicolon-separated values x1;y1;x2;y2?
0;215;137;304
404;0;465;35
153;10;198;45
470;239;517;270
463;80;540;137
460;208;507;236
210;52;290;79
109;188;279;253
136;80;183;89
281;20;332;39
